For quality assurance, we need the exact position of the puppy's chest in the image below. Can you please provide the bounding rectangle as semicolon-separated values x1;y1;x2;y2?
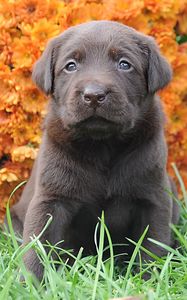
42;143;131;202
71;147;126;202
66;154;130;204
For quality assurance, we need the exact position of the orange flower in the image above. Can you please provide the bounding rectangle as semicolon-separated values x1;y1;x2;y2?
144;0;180;18
160;87;181;116
148;23;181;64
169;104;187;134
67;2;105;25
0;72;20;110
0;1;16;30
123;13;151;34
20;18;61;50
11;145;38;162
11;68;34;92
14;0;49;24
20;87;47;113
11;36;40;68
177;1;187;35
0;29;13;65
0;134;13;157
0;168;18;185
47;0;67;23
104;0;144;21
8;111;42;146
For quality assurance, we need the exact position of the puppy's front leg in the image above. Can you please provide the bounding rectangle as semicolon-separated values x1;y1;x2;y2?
23;197;78;280
139;195;172;261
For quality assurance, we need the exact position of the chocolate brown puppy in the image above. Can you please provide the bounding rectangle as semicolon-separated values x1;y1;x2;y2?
9;21;179;280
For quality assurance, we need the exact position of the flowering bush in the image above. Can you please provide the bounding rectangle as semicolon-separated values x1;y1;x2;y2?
0;0;187;220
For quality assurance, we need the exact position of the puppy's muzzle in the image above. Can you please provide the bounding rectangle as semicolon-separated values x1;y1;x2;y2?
82;83;108;108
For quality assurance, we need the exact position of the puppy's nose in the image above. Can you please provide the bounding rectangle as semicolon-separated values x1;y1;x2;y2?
83;84;107;107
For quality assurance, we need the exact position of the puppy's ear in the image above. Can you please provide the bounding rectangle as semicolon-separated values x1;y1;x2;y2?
147;37;172;94
32;37;61;95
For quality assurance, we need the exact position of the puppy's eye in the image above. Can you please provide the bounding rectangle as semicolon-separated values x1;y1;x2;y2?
118;59;131;71
64;61;77;72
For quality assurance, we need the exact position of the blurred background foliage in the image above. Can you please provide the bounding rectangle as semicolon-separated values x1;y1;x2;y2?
0;0;187;220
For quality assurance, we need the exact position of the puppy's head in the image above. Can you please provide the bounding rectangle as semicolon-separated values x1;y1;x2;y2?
32;21;172;140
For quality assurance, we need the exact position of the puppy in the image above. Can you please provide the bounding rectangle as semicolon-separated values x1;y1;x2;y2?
9;21;179;280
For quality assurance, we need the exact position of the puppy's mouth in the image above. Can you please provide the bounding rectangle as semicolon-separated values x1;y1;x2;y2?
72;116;119;139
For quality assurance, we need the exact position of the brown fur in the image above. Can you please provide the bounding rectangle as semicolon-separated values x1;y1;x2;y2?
7;21;179;280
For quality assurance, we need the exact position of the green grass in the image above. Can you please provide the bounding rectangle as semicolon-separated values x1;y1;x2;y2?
0;174;187;300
